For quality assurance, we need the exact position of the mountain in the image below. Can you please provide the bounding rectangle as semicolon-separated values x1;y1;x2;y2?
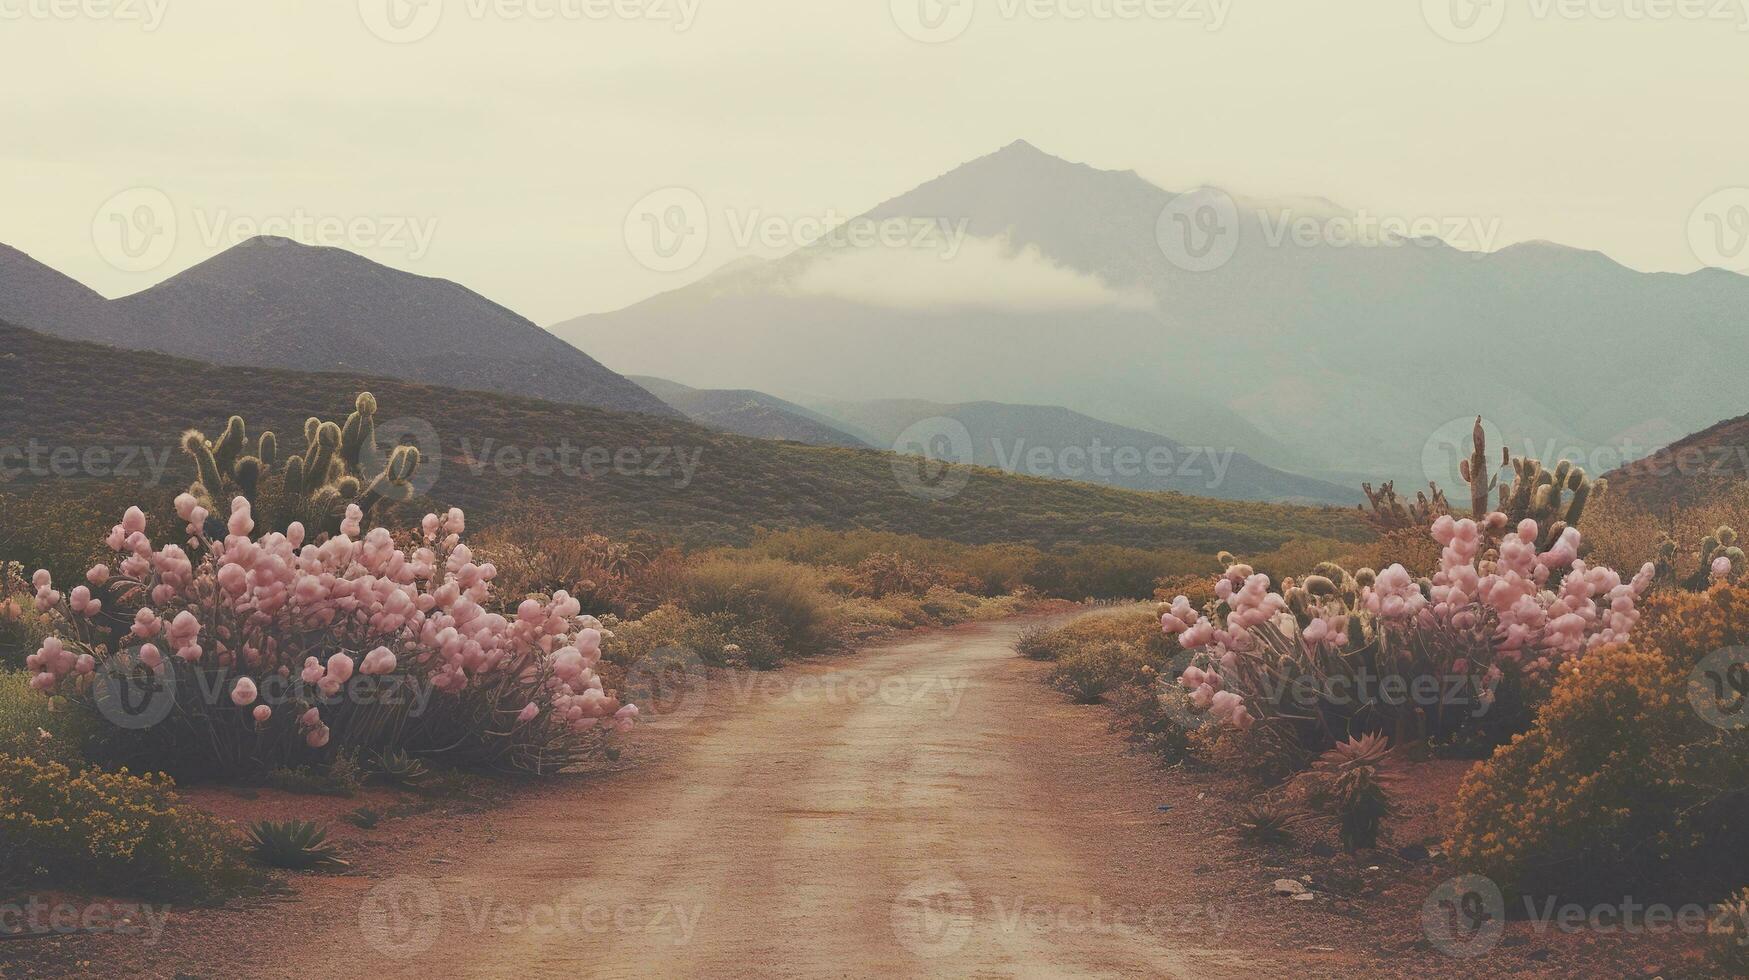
4;237;678;419
0;243;117;339
1605;411;1749;508
0;320;1371;557
631;376;867;448
802;397;1359;505
552;140;1749;489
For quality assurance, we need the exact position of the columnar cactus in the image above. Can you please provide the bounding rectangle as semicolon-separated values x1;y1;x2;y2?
180;392;421;539
1656;526;1743;591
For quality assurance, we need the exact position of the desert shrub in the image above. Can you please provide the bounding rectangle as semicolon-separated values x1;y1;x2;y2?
0;670;96;766
602;604;786;675
0;753;258;900
1036;545;1208;599
742;528;1038;596
847;553;974;598
1015;625;1058;661
473;512;685;618
21;498;635;778
0;483;175;590
1162;515;1654;755
0;561;55;669
1048;644;1148;703
1446;645;1702;899
245;820;345;869
1634;580;1749;667
1105;673;1195;764
1710;887;1749;972
678;558;840;659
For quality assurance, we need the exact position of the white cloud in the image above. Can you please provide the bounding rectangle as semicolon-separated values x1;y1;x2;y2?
777;236;1154;313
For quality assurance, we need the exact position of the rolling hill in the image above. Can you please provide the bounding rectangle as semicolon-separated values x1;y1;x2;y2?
631;376;867;448
1605;411;1749;508
553;140;1749;489
804;397;1359;504
0;321;1370;556
1;237;677;419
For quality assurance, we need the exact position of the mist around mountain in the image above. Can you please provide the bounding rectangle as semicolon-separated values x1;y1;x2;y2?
552;140;1749;489
631;376;868;448
803;396;1360;505
2;237;678;419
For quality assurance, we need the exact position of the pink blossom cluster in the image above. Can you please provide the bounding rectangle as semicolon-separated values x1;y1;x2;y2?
1160;514;1653;732
27;497;636;751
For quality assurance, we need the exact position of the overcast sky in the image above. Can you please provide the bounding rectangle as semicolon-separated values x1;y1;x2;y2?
3;0;1746;323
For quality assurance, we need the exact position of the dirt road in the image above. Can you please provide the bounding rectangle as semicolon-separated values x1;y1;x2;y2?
334;617;1254;979
16;617;1343;979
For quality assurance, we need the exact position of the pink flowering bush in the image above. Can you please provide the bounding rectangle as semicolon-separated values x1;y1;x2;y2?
1159;513;1655;755
24;496;635;777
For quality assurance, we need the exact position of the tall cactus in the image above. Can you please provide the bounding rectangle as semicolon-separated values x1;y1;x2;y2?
1657;526;1744;591
179;391;423;540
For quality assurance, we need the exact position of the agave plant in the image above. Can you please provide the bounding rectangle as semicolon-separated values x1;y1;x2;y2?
371;748;430;787
1297;734;1399;852
246;820;347;869
1233;802;1303;847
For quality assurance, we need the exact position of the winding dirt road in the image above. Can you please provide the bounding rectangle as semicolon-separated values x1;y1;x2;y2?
338;617;1253;979
18;617;1349;979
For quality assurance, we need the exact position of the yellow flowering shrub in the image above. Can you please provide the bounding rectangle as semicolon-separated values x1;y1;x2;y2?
1446;642;1747;898
0;753;257;900
1634;582;1749;667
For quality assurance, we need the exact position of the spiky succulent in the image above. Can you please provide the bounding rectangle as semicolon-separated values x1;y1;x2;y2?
245;820;347;869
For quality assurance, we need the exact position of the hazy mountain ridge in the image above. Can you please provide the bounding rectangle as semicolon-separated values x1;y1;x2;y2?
553;142;1749;487
806;396;1361;505
2;237;678;419
631;375;868;448
0;319;1369;555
